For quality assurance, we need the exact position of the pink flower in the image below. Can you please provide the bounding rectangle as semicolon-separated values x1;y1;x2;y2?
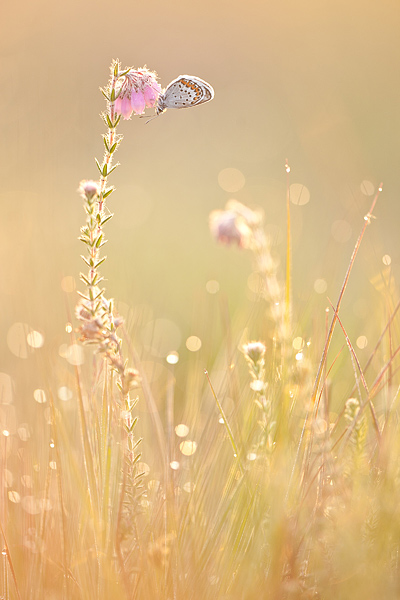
209;210;252;247
115;96;134;119
143;82;162;107
114;67;161;120
130;90;146;115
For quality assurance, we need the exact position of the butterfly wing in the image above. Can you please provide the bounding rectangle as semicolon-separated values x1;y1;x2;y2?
156;75;214;114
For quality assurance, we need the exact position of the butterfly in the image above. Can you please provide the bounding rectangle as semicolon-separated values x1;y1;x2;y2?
156;75;214;116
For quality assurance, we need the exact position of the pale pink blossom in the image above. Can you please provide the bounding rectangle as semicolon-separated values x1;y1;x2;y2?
209;210;252;247
78;180;100;200
143;83;161;107
242;341;266;365
114;67;161;119
115;96;133;119
130;90;146;115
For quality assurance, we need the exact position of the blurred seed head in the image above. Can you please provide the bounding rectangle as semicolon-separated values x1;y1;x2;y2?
78;180;100;200
242;341;266;365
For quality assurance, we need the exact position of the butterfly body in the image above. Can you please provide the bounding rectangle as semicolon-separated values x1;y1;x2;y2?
156;75;214;116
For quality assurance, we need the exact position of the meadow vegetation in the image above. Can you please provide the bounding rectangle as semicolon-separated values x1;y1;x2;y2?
1;62;398;600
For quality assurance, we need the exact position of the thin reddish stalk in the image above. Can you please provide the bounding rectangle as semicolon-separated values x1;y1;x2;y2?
348;297;400;397
328;298;381;441
288;183;383;496
310;184;382;406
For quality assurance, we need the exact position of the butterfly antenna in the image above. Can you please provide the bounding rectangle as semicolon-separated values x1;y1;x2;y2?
145;113;160;124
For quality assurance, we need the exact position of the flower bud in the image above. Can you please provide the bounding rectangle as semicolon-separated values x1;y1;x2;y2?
242;341;266;365
78;180;100;200
209;210;251;247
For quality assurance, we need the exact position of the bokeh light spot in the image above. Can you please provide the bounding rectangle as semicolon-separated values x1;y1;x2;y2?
137;462;150;476
292;337;304;351
58;344;68;358
314;279;327;294
18;424;30;441
7;323;31;358
290;183;310;206
382;254;391;266
41;498;52;511
33;389;47;404
183;482;195;493
61;276;76;293
246;452;257;461
4;470;13;487
331;220;352;244
21;496;41;515
27;330;44;349
0;404;16;435
217;168;245;193
186;336;202;352
148;480;160;492
8;491;20;504
166;352;179;365
57;386;72;402
356;336;368;349
0;373;13;405
64;344;84;366
170;461;180;470
360;180;375;196
179;440;197;456
175;424;189;437
206;280;219;294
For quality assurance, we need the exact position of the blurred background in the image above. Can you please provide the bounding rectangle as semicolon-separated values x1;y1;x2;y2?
1;0;399;413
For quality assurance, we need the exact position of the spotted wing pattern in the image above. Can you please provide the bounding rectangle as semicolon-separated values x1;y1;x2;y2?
156;76;214;115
